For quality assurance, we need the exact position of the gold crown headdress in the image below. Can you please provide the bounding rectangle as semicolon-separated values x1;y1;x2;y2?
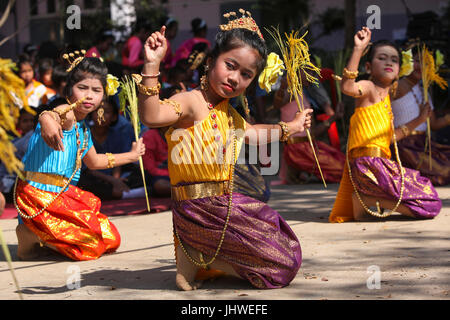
62;50;104;72
62;50;87;72
220;9;263;40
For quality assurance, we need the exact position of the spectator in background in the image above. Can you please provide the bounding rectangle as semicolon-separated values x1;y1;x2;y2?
16;108;36;136
122;20;152;74
77;96;143;200
172;17;211;66
47;64;68;103
16;54;48;109
37;58;56;104
86;29;115;60
142;127;171;197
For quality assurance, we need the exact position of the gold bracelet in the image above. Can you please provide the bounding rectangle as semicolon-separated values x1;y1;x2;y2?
400;125;410;137
160;99;183;117
343;67;359;79
137;82;161;96
278;121;289;142
106;153;115;169
132;73;161;96
38;110;59;123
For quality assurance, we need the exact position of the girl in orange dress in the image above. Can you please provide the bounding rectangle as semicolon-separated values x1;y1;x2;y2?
15;55;145;260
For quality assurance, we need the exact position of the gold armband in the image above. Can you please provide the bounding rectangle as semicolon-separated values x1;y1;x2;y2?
343;67;359;79
160;99;183;117
132;73;160;96
106;153;115;169
400;125;410;137
278;121;289;142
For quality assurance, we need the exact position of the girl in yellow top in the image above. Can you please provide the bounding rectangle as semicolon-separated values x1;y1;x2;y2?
138;11;312;290
329;27;441;223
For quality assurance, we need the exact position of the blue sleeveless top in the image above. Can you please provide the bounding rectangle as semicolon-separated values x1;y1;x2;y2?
22;121;94;192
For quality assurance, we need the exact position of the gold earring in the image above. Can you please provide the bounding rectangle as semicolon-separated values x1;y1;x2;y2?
201;65;210;91
390;76;399;97
97;103;105;125
200;74;208;91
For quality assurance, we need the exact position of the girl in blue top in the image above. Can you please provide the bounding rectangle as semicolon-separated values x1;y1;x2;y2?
15;56;145;261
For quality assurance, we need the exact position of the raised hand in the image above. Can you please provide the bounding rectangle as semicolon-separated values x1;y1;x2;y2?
143;26;168;64
354;26;371;50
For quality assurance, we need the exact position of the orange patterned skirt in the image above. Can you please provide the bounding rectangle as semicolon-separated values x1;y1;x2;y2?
15;180;121;260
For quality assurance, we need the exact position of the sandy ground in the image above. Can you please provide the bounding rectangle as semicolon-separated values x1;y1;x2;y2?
1;183;449;301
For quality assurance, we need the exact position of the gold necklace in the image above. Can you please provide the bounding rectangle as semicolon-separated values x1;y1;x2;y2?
174;108;237;269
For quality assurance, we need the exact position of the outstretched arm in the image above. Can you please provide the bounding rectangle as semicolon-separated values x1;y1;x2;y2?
244;109;313;145
83;138;145;170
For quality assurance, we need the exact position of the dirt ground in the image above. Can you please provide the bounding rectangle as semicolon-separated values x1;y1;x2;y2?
1;183;449;301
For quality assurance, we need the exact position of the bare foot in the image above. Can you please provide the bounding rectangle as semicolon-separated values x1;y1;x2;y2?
175;244;201;291
16;224;43;260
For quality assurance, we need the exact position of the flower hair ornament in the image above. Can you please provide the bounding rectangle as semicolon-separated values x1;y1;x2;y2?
258;52;285;92
398;49;413;78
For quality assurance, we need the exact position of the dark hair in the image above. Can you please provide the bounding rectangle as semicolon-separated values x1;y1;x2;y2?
51;64;68;87
95;29;115;44
191;18;207;35
63;57;108;99
38;58;54;75
17;53;33;69
365;40;402;67
209;28;267;75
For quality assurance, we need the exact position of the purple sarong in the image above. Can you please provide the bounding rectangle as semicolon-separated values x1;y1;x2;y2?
350;157;442;219
394;134;450;186
172;192;302;289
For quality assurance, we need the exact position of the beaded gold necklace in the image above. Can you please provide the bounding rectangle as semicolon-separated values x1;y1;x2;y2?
346;92;405;218
174;92;237;269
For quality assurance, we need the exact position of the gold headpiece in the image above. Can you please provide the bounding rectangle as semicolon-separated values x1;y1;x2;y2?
220;8;263;40
188;50;207;70
62;50;87;72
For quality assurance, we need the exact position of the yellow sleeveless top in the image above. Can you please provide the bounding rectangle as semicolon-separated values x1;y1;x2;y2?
329;95;394;223
165;100;246;185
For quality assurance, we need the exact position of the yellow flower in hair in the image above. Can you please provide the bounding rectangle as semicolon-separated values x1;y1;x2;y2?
399;49;413;77
106;74;119;96
435;50;444;69
258;52;285;92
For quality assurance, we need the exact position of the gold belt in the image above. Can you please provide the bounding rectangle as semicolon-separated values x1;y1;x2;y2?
286;136;309;145
349;147;389;159
25;171;69;188
171;181;231;201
